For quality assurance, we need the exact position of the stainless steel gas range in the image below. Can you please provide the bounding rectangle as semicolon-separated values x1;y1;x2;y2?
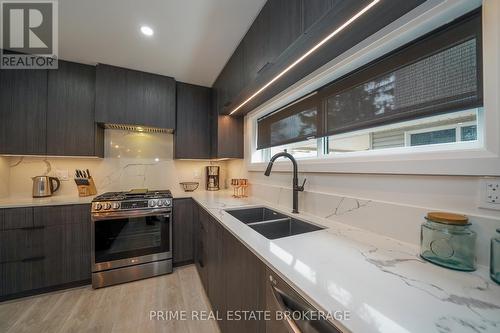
91;189;173;288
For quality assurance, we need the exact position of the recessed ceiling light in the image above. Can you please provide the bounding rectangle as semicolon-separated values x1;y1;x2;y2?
229;0;380;115
140;26;154;36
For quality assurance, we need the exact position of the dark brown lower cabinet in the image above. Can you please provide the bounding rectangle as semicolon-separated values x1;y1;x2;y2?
0;205;91;300
223;228;266;333
195;203;266;332
195;206;211;296
173;198;195;265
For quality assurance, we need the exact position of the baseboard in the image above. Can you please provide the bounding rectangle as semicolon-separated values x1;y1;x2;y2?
0;279;91;303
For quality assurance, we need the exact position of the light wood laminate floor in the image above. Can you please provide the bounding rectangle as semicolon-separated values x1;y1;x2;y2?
0;265;220;333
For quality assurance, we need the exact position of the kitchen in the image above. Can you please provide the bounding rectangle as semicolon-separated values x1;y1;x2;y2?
1;0;500;332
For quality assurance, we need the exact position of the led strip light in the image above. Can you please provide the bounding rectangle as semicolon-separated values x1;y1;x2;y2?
229;0;381;115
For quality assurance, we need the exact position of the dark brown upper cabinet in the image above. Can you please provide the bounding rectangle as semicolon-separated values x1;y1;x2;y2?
175;82;243;159
302;0;335;33
174;82;212;159
214;0;426;116
47;61;103;157
0;69;48;155
215;115;244;159
95;64;176;129
0;61;103;157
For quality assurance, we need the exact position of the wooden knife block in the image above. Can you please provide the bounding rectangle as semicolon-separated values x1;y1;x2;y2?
76;177;97;197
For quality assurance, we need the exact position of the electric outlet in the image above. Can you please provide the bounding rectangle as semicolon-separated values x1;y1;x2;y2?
486;181;500;203
193;170;201;180
55;169;69;181
478;177;500;210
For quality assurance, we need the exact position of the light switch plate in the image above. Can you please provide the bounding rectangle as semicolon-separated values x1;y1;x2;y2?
478;177;500;210
55;169;69;181
193;170;201;180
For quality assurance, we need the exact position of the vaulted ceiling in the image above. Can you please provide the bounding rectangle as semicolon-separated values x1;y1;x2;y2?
58;0;266;86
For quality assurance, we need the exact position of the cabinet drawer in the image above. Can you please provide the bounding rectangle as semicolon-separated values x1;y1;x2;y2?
0;207;34;230
1;257;46;296
33;204;90;227
0;227;45;263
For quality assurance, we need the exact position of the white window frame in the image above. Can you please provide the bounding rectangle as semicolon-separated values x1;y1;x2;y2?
403;121;477;146
245;0;500;176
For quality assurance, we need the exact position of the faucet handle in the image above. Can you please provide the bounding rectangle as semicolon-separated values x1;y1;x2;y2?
298;178;307;191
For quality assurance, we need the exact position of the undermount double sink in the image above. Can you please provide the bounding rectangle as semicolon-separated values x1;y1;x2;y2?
225;207;324;240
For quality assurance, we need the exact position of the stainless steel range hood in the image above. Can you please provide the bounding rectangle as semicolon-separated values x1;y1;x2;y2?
103;123;174;134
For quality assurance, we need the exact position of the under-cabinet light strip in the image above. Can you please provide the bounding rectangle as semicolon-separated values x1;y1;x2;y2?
229;0;381;115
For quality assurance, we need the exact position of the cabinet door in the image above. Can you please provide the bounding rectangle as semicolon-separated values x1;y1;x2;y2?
0;207;33;230
243;5;272;85
0;69;47;154
302;0;335;32
126;69;175;129
197;207;210;292
47;60;102;156
217;115;244;159
224;229;266;333
34;205;91;284
1;256;46;297
63;220;91;283
96;64;175;129
174;83;212;159
95;64;128;125
173;198;194;264
207;216;226;332
267;0;302;66
216;43;245;113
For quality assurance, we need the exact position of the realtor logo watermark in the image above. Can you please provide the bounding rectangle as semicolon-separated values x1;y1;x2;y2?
1;0;58;69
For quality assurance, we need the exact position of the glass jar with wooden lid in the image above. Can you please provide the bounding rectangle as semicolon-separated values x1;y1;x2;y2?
420;212;477;271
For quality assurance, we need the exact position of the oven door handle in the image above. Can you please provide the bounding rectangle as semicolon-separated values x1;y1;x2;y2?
92;210;171;221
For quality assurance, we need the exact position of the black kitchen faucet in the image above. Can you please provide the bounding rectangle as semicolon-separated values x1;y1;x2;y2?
264;150;306;214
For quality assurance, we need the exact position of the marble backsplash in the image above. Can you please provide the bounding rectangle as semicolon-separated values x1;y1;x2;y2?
0;156;9;197
248;182;500;267
0;130;226;198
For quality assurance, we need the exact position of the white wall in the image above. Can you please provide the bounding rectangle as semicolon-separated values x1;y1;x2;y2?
227;159;499;219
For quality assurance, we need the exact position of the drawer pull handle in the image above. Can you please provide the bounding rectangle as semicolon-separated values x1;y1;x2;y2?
20;226;45;231
257;61;273;74
21;256;45;262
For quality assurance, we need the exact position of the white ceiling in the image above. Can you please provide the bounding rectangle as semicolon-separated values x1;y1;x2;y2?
58;0;266;86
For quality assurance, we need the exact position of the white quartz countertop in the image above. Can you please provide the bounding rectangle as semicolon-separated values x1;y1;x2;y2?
0;194;95;208
0;190;191;208
190;191;500;333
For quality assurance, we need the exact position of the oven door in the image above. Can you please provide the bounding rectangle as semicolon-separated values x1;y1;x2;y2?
92;210;172;272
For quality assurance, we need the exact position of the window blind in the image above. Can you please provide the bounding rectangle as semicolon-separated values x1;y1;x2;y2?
257;10;482;150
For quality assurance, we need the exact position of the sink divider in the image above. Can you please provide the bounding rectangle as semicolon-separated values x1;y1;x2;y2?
246;217;291;226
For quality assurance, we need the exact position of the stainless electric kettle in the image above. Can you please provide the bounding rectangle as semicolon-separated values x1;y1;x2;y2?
32;176;61;198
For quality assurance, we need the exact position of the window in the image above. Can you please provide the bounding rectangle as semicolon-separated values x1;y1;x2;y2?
255;10;482;162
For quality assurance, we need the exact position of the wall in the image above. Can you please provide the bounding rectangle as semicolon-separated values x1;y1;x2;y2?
1;130;226;198
0;157;9;198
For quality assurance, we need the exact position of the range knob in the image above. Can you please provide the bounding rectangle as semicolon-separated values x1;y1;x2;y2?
165;198;172;206
103;202;112;210
159;199;166;206
94;203;102;211
149;200;158;207
111;202;120;210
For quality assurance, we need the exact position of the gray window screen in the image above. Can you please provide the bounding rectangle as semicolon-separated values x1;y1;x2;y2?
257;10;482;150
